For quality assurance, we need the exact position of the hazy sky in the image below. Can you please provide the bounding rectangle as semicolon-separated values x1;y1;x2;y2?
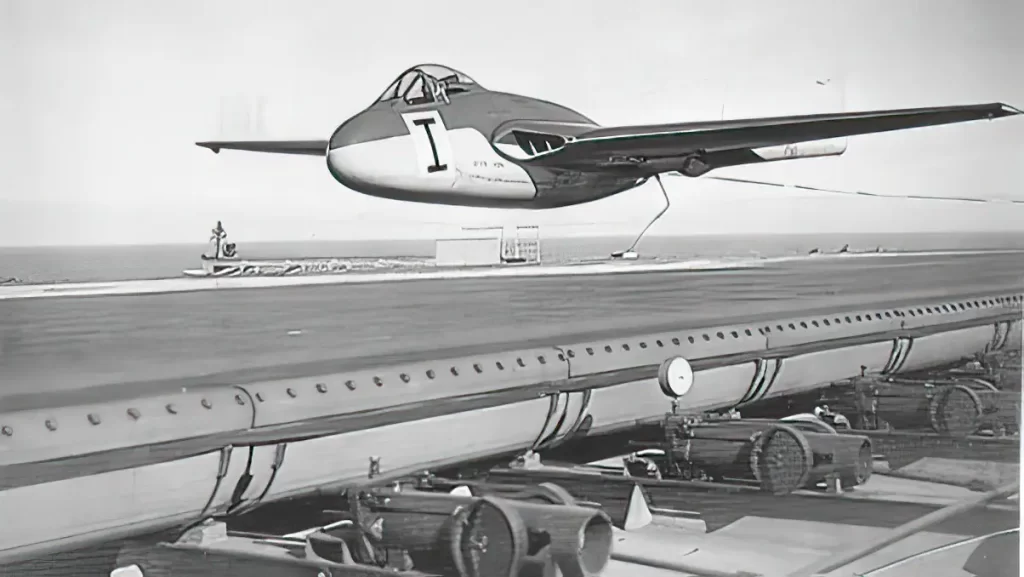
2;0;1022;246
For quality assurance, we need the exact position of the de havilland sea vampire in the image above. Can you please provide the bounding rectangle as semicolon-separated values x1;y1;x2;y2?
197;63;1022;219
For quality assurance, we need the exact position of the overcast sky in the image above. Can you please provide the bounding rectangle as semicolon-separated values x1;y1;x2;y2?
1;0;1022;246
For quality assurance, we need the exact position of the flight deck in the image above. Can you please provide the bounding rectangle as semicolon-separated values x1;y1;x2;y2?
2;250;1022;408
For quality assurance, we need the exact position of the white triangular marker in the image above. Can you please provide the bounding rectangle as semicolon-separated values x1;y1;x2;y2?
449;485;473;497
622;484;653;531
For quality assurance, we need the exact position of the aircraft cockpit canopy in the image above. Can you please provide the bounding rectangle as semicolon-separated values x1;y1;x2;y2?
376;64;481;105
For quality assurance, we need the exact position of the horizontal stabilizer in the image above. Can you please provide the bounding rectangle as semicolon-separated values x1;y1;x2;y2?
196;140;329;156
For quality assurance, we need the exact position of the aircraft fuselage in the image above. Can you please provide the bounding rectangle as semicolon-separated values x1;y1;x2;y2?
326;89;645;209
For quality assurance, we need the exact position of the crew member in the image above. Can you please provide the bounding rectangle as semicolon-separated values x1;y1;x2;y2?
814;405;851;429
209;221;227;258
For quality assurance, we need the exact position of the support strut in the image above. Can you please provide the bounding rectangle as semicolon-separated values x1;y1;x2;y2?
612;173;671;259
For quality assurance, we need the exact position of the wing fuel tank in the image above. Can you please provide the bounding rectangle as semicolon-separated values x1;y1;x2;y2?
750;137;848;162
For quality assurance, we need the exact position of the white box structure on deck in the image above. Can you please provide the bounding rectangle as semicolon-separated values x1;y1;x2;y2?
435;236;503;266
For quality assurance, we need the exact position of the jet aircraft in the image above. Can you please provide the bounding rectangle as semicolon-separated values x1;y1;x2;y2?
197;64;1021;254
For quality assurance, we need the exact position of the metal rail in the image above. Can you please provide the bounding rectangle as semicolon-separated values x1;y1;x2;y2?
789;480;1021;577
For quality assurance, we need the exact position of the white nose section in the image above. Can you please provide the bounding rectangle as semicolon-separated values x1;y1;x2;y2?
327;136;451;192
326;126;537;201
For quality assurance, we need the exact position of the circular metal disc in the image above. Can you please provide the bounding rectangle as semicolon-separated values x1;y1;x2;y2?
658;356;694;398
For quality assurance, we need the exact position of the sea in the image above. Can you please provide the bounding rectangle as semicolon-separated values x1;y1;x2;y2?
1;232;1023;285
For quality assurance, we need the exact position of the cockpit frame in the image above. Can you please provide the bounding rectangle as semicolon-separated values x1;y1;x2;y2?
375;64;481;107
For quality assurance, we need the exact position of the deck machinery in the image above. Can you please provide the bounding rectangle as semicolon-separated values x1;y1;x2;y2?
64;345;1021;577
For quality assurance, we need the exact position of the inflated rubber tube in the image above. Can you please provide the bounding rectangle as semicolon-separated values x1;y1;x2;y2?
897;326;996;374
765;342;894;400
0;450;229;566
5;292;1019;570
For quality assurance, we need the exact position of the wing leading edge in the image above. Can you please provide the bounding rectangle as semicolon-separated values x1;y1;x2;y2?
528;102;1023;173
196;140;329;156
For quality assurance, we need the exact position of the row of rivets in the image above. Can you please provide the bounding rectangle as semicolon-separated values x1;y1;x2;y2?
249;294;1019;402
0;397;219;435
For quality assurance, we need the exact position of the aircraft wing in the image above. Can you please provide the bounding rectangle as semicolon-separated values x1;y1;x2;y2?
195;140;329;156
525;102;1022;173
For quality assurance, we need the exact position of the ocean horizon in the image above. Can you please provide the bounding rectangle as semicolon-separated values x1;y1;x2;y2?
2;231;1023;285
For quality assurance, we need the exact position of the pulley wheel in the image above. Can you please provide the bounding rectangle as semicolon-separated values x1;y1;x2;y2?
450;496;528;577
750;423;813;495
929;384;983;436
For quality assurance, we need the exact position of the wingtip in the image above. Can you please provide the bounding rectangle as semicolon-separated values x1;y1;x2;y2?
195;142;222;154
1000;103;1024;115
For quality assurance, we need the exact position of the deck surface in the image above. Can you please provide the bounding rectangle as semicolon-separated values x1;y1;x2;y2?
1;252;1021;409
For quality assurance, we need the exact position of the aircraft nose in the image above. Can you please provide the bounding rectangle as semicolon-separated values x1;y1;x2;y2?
327;144;360;186
328;109;404;151
327;120;359;151
326;141;362;189
325;110;417;190
326;111;386;187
